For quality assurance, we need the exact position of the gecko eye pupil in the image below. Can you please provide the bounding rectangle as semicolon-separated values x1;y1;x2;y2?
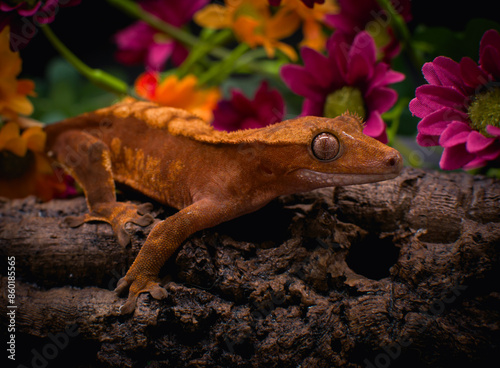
311;132;340;161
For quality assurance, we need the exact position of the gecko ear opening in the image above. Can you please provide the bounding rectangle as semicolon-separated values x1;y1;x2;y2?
311;132;341;162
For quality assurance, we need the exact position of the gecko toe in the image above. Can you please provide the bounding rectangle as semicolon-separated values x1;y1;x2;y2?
115;275;165;314
130;213;154;227
149;284;168;300
115;276;130;296
137;202;154;215
116;227;132;246
119;297;137;315
64;215;86;228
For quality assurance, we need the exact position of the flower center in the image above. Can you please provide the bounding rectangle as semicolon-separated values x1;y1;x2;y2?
468;87;500;136
6;0;40;8
323;86;366;119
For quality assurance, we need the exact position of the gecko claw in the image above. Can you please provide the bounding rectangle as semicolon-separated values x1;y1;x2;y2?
64;202;155;246
115;275;167;315
136;202;154;215
64;215;86;228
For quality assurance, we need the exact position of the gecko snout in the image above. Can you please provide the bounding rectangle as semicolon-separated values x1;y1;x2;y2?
384;149;403;173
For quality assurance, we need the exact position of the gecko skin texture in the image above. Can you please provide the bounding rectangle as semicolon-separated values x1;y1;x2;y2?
43;99;403;314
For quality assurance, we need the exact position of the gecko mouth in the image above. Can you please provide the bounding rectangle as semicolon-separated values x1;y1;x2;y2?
294;169;400;187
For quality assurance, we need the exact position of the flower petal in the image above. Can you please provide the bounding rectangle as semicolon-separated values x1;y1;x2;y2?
0;121;20;148
21;127;46;153
465;130;495;153
363;111;387;143
440;144;476;170
414;84;468;116
300;98;324;116
438;121;472;148
369;63;405;90
416;132;439;147
479;29;500;79
345;32;375;82
365;87;397;114
417;107;468;136
281;64;327;100
193;4;229;28
301;47;335;89
460;56;489;89
486;125;500;137
422;57;462;89
463;157;488;170
146;41;174;71
480;44;500;79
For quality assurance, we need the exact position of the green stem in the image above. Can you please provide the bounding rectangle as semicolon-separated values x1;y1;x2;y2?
375;0;424;69
198;43;250;85
177;29;234;79
106;0;230;59
41;25;129;96
106;0;277;78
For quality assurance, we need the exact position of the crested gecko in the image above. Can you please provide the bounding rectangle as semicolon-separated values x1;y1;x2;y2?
43;99;403;314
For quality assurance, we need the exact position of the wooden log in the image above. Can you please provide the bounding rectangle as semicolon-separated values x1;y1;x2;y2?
1;167;499;368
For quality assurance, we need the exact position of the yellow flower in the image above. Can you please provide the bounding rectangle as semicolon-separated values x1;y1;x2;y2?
135;71;221;123
281;0;339;51
0;27;35;119
194;0;300;60
0;121;45;157
0;121;64;200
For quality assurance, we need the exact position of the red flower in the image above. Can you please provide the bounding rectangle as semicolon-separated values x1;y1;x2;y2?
281;31;404;143
410;29;500;170
0;0;81;50
114;0;207;70
324;0;411;61
212;81;285;131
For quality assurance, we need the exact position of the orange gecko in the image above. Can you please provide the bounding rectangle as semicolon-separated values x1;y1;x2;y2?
44;99;403;314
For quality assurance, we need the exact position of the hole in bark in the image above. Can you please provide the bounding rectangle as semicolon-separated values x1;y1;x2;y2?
346;233;399;280
214;200;293;245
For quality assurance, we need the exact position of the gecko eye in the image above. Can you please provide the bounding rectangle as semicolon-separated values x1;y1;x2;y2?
311;132;340;161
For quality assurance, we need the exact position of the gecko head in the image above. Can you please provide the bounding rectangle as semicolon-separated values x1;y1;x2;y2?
258;114;403;190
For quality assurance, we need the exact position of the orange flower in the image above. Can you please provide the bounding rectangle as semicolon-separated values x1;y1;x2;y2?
194;0;300;60
135;72;221;123
281;0;339;51
0;26;35;119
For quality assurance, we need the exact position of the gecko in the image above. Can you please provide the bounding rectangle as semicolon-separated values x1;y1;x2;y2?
43;99;403;314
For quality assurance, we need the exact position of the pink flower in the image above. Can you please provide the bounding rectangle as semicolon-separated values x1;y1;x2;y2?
0;0;81;50
409;29;500;170
212;81;285;131
114;0;207;71
324;0;411;61
281;31;404;143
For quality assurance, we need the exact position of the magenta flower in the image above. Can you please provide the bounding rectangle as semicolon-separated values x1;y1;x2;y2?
0;0;81;50
325;0;411;61
281;31;404;143
114;0;207;71
212;81;285;132
409;29;500;170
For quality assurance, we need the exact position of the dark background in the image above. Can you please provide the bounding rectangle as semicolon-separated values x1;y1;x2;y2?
18;0;500;79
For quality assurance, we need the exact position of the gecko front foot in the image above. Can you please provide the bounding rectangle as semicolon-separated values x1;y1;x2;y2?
64;202;155;246
115;273;168;314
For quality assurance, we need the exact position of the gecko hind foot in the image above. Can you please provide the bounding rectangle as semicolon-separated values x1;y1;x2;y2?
64;202;155;246
115;275;168;315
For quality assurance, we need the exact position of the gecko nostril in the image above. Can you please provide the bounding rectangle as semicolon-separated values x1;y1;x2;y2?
386;151;402;170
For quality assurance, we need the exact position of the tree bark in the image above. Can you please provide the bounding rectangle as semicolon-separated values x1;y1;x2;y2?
1;167;499;368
